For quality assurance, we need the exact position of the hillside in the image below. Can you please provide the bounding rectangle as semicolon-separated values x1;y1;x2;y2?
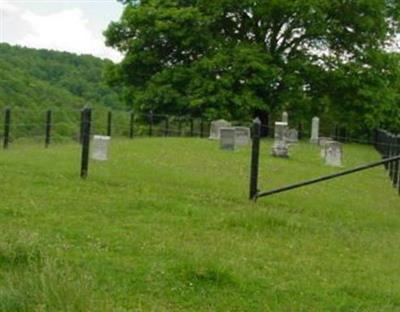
0;43;123;112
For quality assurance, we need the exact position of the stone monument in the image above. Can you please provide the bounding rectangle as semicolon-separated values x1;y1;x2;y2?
220;128;236;150
272;122;289;158
282;111;289;124
92;135;111;161
310;117;320;144
209;119;231;140
286;129;298;143
325;141;343;167
234;127;251;147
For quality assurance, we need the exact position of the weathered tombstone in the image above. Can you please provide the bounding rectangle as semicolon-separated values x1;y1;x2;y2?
319;137;333;158
235;127;251;147
310;117;320;144
209;119;231;140
272;122;289;158
220;128;236;150
325;141;343;167
92;135;111;161
286;129;298;143
282;111;289;124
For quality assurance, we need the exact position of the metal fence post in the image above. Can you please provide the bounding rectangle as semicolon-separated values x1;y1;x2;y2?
3;108;11;149
164;116;169;137
129;111;134;139
148;110;154;137
249;118;261;200
80;107;92;179
45;109;52;148
190;118;194;137
107;110;112;137
393;135;400;188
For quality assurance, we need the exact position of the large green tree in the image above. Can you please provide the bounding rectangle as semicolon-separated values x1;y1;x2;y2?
105;0;400;130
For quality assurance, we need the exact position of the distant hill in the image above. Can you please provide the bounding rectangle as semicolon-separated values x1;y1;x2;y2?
0;44;128;139
0;43;123;111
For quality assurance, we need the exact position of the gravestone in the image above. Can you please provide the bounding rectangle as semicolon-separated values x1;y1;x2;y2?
272;122;289;158
209;119;231;140
319;137;333;158
92;135;111;161
310;117;320;144
325;141;343;167
286;129;298;143
282;111;289;124
235;127;251;147
220;128;236;150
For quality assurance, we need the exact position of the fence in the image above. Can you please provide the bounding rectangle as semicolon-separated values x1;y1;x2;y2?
249;120;400;200
0;106;220;178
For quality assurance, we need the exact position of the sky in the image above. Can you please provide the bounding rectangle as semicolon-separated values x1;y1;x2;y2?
0;0;124;62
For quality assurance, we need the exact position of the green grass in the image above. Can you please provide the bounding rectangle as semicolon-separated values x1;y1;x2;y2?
0;138;399;311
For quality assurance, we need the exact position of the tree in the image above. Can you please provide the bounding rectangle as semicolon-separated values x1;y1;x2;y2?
105;0;400;130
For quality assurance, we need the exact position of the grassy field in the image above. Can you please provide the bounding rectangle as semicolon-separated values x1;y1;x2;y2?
0;138;399;311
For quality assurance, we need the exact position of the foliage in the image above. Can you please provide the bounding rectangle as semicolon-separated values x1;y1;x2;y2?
1;138;400;310
105;0;400;130
0;43;124;136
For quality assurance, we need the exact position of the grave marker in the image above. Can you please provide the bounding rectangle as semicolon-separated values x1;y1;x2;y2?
325;141;343;167
235;127;251;147
310;117;320;144
209;119;232;140
272;122;289;158
220;128;235;150
92;135;111;161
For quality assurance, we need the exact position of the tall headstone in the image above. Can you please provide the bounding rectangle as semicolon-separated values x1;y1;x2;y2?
235;127;251;147
282;111;289;124
272;122;289;158
325;141;343;167
220;128;236;150
209;119;231;140
92;135;111;161
310;117;320;144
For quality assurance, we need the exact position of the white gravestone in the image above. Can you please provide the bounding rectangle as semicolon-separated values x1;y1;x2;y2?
220;128;236;150
325;141;343;167
272;122;289;158
310;117;320;144
234;127;251;147
92;135;111;161
286;129;298;143
282;111;289;124
209;119;231;140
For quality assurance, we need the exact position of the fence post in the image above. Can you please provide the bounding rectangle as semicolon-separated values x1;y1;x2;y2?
190;118;194;137
249;118;261;200
389;134;395;181
384;131;389;170
200;119;204;138
393;135;400;188
129;111;134;139
45;109;52;148
107;110;112;137
178;118;182;136
148;110;153;137
164;116;169;137
80;107;92;179
3;107;11;149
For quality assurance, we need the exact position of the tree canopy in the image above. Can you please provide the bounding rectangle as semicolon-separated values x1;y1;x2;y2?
105;0;400;131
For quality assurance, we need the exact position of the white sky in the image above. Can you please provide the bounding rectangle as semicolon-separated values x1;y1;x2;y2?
0;0;124;62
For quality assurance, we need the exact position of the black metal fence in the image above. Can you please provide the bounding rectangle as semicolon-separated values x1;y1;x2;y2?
249;121;400;200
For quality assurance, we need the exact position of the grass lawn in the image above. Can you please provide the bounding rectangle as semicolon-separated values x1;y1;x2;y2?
0;138;399;311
